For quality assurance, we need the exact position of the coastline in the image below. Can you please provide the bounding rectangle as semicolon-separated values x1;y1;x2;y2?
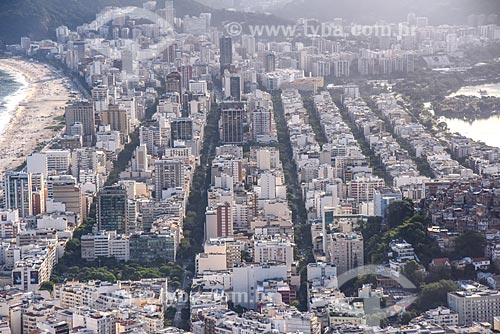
0;66;29;136
0;58;74;172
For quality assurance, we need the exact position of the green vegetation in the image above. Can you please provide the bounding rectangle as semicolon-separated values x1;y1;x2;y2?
52;202;181;288
302;96;328;147
272;91;313;311
341;274;378;297
464;42;500;66
44;124;65;132
53;241;184;284
358;203;459;315
393;43;500;123
402;260;425;287
52;259;184;284
51;210;185;285
453;231;487;259
35;142;48;152
164;307;177;327
433;96;500;119
39;281;55;293
0;0;290;45
394;70;464;105
413;280;458;313
105;101;157;186
177;102;221;265
336;101;392;183
53;97;223;287
364;97;436;179
0;0;143;44
358;202;462;315
104;128;140;186
386;200;414;229
272;91;307;226
359;202;440;266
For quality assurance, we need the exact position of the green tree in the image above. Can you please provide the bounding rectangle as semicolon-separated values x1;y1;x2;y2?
400;311;418;325
39;281;55;293
454;231;486;259
414;280;458;312
402;260;424;287
164;307;176;327
359;217;383;240
386;200;415;228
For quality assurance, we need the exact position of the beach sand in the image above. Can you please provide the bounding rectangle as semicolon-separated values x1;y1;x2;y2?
0;58;74;172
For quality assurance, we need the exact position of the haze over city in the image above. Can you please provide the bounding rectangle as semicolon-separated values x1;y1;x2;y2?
0;1;500;334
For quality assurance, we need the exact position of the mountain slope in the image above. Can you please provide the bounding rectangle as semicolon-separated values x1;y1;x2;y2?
0;0;147;44
0;0;290;45
271;0;500;24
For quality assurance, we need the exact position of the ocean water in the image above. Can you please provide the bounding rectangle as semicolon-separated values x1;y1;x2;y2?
0;67;29;135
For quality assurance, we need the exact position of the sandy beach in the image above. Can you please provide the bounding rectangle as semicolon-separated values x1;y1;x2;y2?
0;58;75;172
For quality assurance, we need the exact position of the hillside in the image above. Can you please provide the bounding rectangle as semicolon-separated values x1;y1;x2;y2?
271;0;500;24
0;0;137;45
0;0;290;45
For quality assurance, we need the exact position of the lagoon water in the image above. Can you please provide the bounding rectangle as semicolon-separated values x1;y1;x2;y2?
441;83;500;148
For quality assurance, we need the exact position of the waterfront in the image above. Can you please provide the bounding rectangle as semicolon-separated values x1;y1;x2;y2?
441;83;500;148
0;66;29;135
0;58;74;171
441;115;500;148
449;82;500;98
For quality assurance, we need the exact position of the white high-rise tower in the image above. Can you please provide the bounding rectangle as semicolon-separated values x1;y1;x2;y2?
165;0;175;27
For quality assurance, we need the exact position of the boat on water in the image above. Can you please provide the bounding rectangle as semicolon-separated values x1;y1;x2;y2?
479;89;488;96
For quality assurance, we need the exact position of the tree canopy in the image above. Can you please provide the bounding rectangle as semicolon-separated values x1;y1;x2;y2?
453;231;487;259
414;280;458;312
386;200;415;229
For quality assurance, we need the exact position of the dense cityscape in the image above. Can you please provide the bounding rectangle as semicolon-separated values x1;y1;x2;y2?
1;0;500;333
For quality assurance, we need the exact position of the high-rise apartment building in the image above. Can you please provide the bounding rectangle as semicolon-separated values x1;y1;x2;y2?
219;36;233;74
223;73;242;101
170;118;193;144
205;203;233;240
178;65;193;91
129;233;177;263
264;52;276;73
91;85;109;114
252;107;273;140
51;175;84;222
97;185;129;233
326;232;364;274
165;0;175;26
4;173;33;218
65;101;96;146
220;102;245;144
154;159;185;199
166;71;182;97
101;104;129;139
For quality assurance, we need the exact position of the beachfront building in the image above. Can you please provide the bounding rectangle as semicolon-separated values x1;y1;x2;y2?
65;101;96;146
3;172;33;218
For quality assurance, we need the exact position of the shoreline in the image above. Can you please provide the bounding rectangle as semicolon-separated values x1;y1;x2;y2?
0;58;75;172
0;65;30;136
